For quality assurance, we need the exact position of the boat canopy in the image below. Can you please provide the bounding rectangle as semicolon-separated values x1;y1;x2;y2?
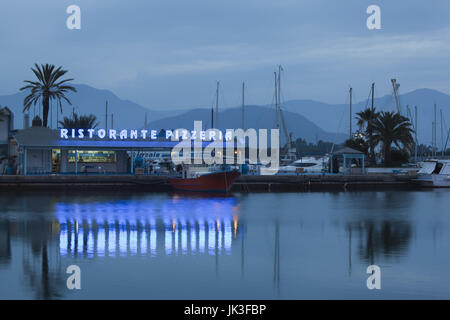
419;161;437;174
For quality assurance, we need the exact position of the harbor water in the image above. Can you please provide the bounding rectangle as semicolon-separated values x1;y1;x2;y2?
1;190;450;299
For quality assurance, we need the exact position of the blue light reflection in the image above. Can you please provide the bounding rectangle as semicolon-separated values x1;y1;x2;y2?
55;196;240;259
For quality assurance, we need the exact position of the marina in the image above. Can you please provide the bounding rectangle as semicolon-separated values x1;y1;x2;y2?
0;80;435;194
1;64;448;195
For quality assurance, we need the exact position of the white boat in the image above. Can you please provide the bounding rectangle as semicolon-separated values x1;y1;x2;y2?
416;159;450;187
278;157;327;174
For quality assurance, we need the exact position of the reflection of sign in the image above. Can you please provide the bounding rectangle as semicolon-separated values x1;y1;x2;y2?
55;198;239;258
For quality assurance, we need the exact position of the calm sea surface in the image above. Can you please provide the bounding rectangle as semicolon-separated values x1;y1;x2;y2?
1;190;450;299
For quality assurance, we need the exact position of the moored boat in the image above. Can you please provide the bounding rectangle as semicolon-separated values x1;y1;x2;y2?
279;156;328;174
416;159;450;187
168;169;241;192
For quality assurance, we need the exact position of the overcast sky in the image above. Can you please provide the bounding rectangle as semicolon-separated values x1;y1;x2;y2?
1;0;450;110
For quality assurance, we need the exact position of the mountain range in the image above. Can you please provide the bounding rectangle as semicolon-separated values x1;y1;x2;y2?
0;84;185;130
142;105;345;145
1;84;450;146
282;88;450;146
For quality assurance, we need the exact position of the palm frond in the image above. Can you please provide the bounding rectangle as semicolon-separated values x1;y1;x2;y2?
20;63;76;127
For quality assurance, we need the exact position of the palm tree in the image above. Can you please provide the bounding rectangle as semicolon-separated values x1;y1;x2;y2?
20;64;77;127
356;108;379;164
373;111;414;165
58;113;98;130
345;137;368;154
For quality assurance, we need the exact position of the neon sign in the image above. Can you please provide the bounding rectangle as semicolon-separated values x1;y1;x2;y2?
59;128;235;141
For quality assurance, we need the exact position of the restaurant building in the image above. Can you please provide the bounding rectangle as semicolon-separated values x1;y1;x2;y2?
11;127;178;175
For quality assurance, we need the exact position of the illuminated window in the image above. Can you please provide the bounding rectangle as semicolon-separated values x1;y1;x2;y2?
68;150;117;163
52;149;61;173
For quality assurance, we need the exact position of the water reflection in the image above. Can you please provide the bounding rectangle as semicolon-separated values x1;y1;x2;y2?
2;190;449;299
0;193;242;299
349;221;412;265
55;199;239;258
0;216;64;299
0;222;10;265
341;192;413;266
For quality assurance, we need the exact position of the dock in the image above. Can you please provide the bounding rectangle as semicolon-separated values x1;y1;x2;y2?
233;173;417;192
0;173;419;192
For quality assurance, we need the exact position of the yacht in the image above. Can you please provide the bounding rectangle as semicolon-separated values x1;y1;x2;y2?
278;157;327;174
416;159;450;187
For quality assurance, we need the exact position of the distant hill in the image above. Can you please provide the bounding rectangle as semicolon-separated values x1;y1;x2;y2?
281;88;450;146
143;105;347;145
0;84;185;130
2;83;449;146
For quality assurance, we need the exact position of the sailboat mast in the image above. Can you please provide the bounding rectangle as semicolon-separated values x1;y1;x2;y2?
105;100;108;131
441;108;444;157
215;81;219;129
277;66;283;129
433;104;437;157
278;65;282;112
415;106;418;162
274;72;279;130
371;83;375;111
349;87;353;139
242;82;245;130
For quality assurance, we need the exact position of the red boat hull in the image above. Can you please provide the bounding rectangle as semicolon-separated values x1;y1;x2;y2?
168;171;241;192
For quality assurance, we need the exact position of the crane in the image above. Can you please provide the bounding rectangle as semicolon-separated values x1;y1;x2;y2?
391;79;402;115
